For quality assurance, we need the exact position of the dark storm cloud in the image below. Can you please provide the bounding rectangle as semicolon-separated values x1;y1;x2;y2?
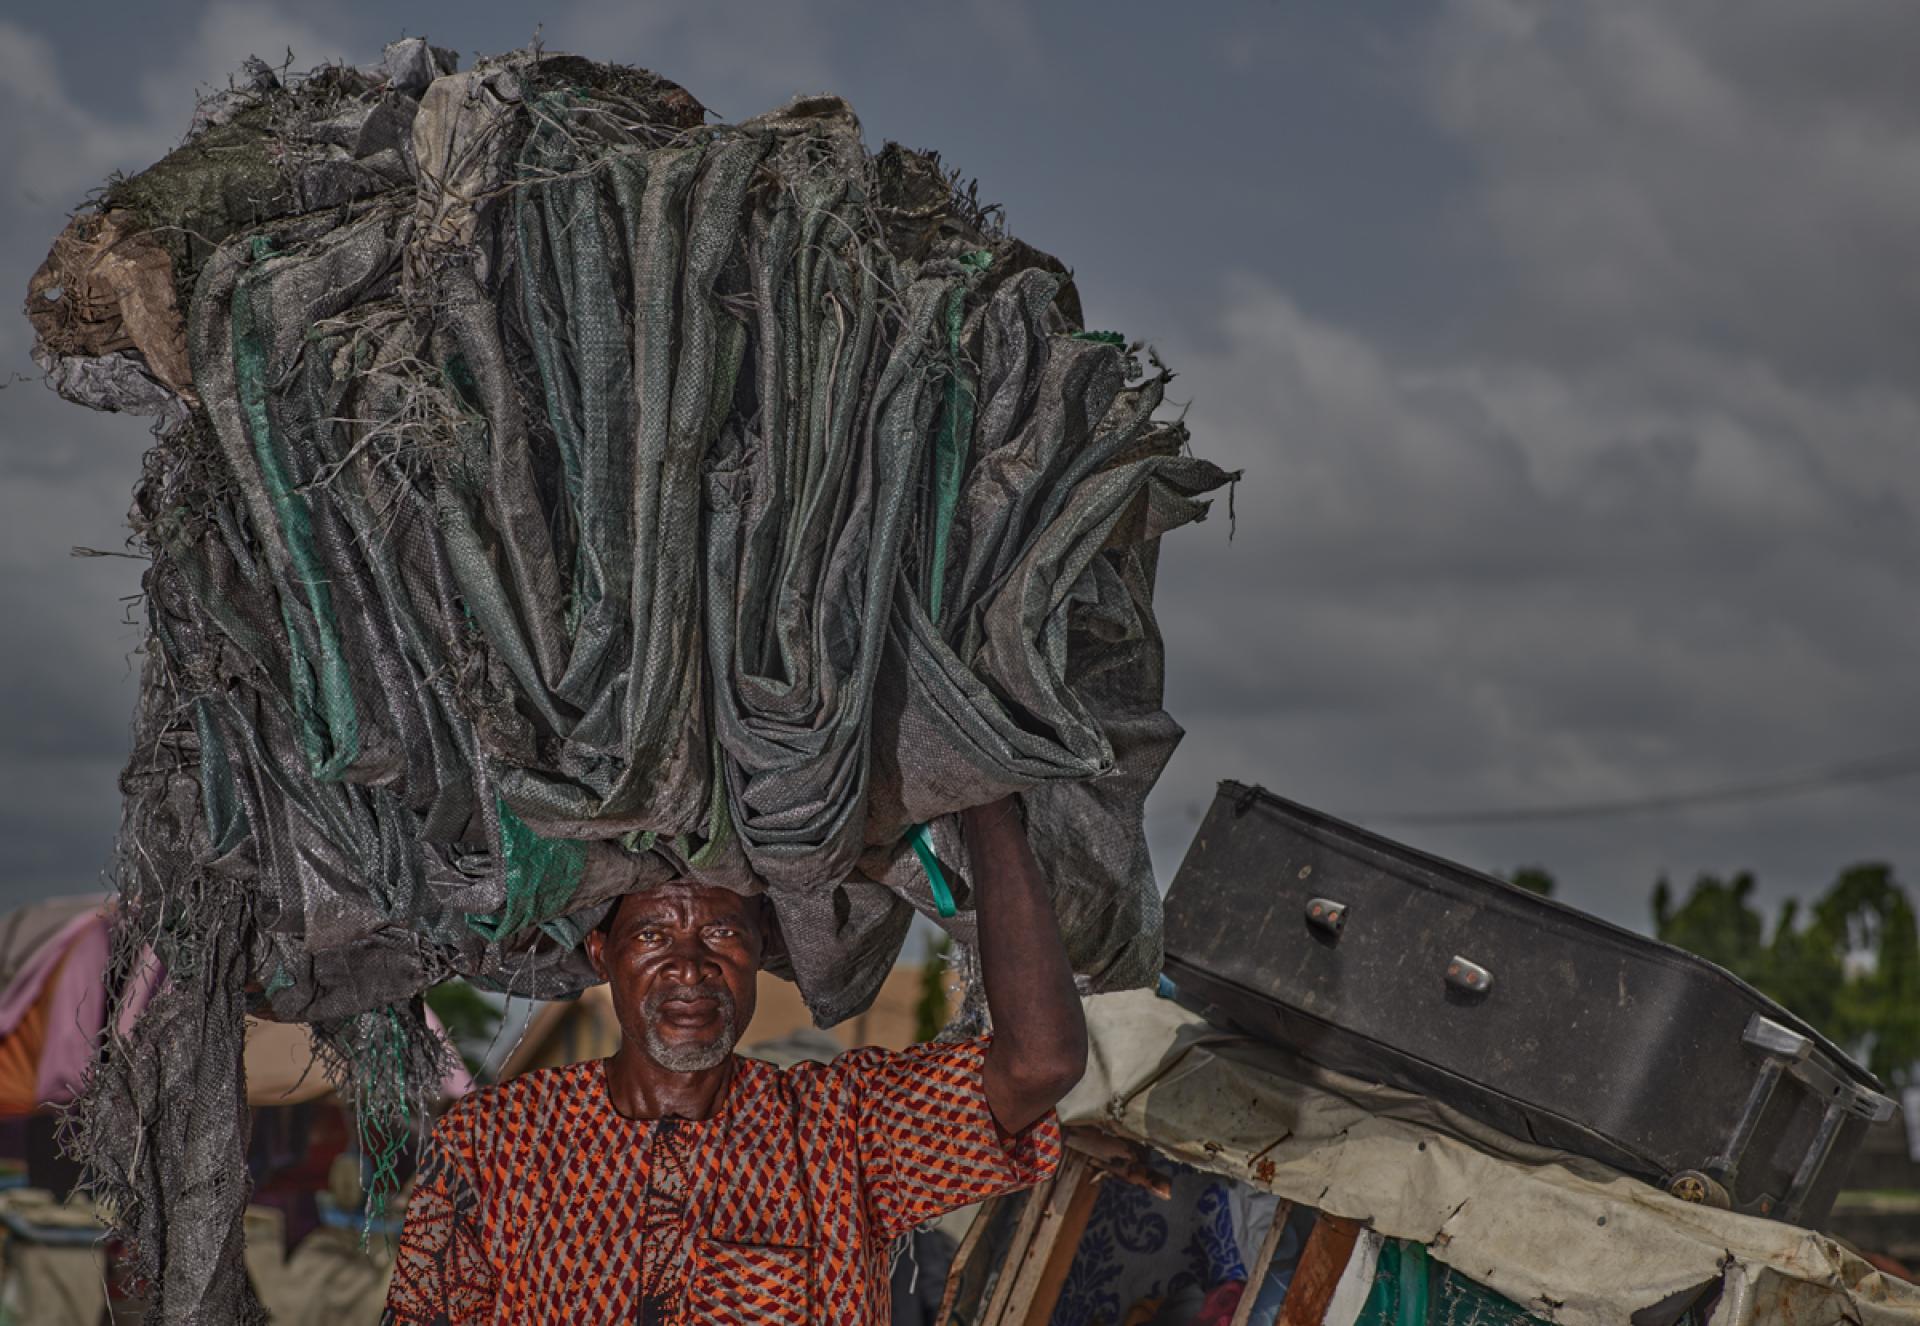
2;0;1917;934
1134;0;1920;924
1424;0;1920;385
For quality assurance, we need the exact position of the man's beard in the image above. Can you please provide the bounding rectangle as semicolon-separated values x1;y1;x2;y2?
637;983;739;1073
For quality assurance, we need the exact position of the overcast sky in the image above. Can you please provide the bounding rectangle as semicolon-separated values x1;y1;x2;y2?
3;1;1918;934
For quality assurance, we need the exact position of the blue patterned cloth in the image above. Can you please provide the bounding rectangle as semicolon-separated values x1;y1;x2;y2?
1050;1160;1250;1326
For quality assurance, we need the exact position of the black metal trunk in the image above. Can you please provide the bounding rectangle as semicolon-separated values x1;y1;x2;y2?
1160;781;1894;1227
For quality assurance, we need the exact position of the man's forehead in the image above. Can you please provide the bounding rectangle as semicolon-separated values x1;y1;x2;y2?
612;883;759;924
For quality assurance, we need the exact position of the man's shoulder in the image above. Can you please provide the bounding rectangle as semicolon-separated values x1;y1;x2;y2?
434;1060;596;1145
738;1036;989;1096
735;1042;894;1082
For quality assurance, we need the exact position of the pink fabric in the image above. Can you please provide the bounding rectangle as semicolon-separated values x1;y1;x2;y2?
0;908;104;1038
48;941;166;1109
0;898;469;1109
32;919;109;1107
424;1007;475;1100
0;905;168;1110
1192;1281;1246;1326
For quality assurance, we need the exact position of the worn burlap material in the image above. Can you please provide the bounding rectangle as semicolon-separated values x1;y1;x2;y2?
28;40;1232;1322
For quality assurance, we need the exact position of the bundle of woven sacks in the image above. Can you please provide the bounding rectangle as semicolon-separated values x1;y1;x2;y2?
27;38;1231;1321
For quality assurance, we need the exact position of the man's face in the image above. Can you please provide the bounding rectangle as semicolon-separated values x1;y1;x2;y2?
584;883;765;1073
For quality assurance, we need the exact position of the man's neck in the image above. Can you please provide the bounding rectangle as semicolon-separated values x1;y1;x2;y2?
602;1043;736;1121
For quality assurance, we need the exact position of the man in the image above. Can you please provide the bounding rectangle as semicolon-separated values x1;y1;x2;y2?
382;797;1087;1324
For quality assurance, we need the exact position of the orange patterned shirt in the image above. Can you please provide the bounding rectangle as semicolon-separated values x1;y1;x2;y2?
382;1036;1060;1324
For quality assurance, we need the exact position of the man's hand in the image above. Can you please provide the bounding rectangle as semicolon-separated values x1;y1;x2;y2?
964;797;1089;1135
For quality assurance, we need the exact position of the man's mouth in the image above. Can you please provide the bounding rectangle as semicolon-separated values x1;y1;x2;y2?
656;997;721;1027
643;985;736;1038
639;984;741;1073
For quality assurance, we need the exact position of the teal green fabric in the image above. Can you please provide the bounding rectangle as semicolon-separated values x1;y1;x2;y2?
908;822;958;919
231;237;360;780
1355;1241;1553;1326
466;801;590;942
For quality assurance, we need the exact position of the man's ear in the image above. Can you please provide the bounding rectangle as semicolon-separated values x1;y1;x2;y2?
584;925;607;981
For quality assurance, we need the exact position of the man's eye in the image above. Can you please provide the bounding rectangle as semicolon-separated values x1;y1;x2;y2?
634;929;664;944
707;927;736;940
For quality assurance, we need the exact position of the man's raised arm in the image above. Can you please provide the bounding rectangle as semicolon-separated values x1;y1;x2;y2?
963;796;1090;1135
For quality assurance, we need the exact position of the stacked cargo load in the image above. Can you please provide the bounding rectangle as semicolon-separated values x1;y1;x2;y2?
25;39;1231;1321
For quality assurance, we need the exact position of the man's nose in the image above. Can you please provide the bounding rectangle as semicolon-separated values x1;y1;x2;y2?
660;934;721;984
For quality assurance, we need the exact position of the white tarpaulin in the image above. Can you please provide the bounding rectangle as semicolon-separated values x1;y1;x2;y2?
1060;990;1920;1326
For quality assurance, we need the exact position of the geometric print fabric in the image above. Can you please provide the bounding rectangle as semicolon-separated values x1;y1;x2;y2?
382;1036;1061;1323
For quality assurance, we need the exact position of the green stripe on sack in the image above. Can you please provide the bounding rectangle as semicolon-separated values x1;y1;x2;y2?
466;800;589;941
233;235;361;780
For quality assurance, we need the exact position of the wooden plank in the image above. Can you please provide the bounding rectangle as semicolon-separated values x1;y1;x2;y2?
982;1153;1092;1326
937;1194;1006;1326
1277;1213;1362;1326
1016;1165;1104;1326
1064;1126;1171;1200
1228;1200;1295;1326
978;1162;1073;1326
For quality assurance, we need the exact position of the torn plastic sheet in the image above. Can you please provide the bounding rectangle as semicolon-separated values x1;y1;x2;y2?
30;347;190;427
1064;991;1920;1326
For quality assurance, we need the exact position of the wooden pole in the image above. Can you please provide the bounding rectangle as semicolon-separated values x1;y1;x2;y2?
981;1154;1097;1325
1277;1214;1362;1326
1228;1200;1295;1326
937;1193;1006;1325
1015;1167;1103;1326
978;1159;1076;1326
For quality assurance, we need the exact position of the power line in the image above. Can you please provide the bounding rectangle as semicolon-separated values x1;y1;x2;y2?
1366;748;1920;827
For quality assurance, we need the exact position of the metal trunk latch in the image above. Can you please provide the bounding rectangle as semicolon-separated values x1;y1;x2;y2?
1445;956;1493;994
1305;898;1347;936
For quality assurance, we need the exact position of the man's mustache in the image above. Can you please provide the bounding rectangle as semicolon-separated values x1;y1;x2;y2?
642;983;737;1019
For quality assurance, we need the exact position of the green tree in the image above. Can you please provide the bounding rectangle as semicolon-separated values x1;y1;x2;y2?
914;935;954;1043
1652;871;1769;988
1509;867;1556;898
1808;866;1920;1085
1652;865;1919;1086
424;980;503;1076
1761;897;1844;1035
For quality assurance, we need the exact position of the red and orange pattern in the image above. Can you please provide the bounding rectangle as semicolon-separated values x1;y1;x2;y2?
382;1036;1060;1324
